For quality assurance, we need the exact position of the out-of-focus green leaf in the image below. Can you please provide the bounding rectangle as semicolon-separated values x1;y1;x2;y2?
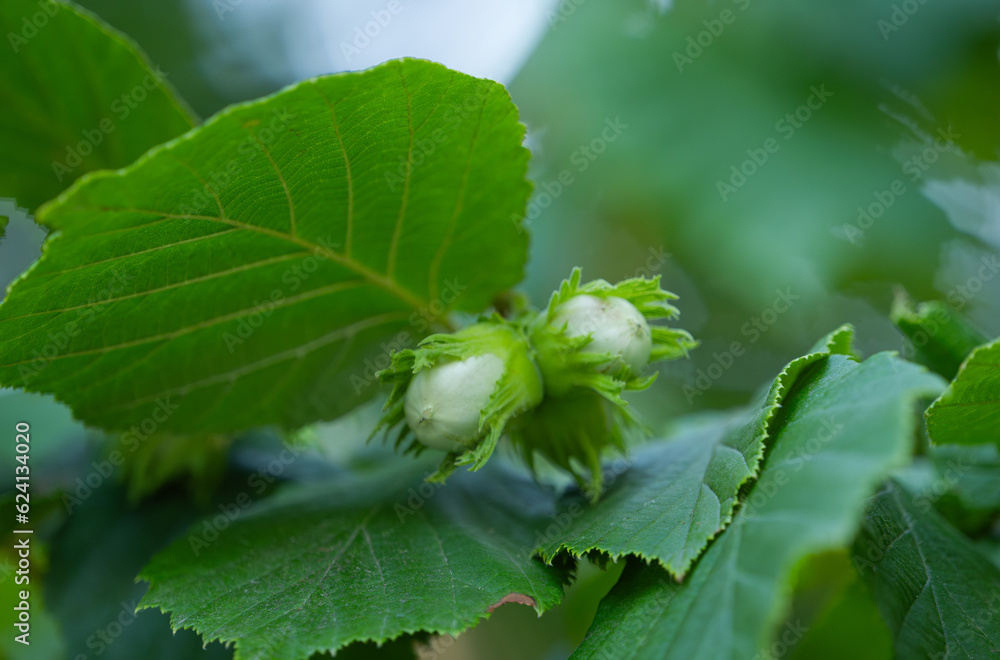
927;338;1000;447
510;0;999;417
931;443;1000;511
890;452;997;536
0;0;197;210
42;487;233;660
854;479;1000;658
767;550;893;660
321;637;418;660
787;566;892;660
891;295;989;379
96;430;231;504
0;529;65;659
0;58;531;434
0;390;90;492
535;325;853;576
139;461;570;660
571;353;944;659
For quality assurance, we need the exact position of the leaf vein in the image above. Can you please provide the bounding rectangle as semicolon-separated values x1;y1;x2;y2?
102;310;408;415
385;61;413;280
314;83;355;258
427;88;489;303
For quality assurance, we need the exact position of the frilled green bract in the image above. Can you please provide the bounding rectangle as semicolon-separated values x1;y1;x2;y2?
375;269;696;499
375;315;544;481
514;268;697;498
529;268;696;397
507;390;640;500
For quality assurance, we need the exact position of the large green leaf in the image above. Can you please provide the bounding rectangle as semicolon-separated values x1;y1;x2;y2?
854;479;1000;658
139;461;569;660
571;353;944;660
0;58;531;433
536;325;854;576
926;338;1000;447
0;0;196;210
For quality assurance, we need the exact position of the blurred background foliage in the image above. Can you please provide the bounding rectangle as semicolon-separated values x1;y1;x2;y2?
2;0;999;658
